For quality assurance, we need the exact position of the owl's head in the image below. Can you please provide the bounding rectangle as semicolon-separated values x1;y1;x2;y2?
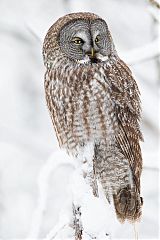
43;12;116;65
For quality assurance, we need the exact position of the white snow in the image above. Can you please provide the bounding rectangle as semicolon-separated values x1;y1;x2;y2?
0;0;159;239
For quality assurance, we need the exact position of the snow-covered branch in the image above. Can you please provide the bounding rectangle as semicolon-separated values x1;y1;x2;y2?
121;39;160;65
42;146;112;240
148;0;160;9
46;167;111;240
28;150;75;238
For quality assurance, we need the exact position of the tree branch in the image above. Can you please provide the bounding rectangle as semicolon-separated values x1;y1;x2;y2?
28;150;75;238
45;144;111;239
148;0;160;9
121;39;160;65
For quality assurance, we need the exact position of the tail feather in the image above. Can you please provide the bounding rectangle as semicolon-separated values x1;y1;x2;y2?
113;186;143;222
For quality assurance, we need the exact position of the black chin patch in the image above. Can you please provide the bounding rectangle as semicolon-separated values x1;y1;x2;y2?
90;57;100;63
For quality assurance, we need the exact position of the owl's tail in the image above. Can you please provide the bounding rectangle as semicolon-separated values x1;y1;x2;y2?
112;186;143;222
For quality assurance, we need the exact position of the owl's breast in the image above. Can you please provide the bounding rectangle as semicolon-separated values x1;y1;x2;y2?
59;67;116;152
47;64;117;153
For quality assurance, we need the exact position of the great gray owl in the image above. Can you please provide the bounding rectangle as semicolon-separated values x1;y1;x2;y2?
43;12;143;222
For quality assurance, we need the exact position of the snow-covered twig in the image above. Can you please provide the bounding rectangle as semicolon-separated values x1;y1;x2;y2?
28;150;75;238
46;208;72;240
148;6;160;22
121;39;160;65
148;0;160;9
25;23;42;45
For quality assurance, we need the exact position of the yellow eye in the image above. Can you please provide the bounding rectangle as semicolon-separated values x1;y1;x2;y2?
95;35;100;43
72;37;83;45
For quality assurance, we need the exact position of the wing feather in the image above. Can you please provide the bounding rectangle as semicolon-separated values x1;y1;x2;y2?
106;58;143;193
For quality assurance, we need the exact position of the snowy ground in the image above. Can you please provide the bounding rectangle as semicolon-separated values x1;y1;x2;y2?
0;0;159;239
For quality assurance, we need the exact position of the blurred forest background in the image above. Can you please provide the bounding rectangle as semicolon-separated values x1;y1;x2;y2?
0;0;159;239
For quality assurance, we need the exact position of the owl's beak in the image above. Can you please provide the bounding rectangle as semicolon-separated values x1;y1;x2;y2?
91;47;94;58
86;47;96;59
86;47;98;63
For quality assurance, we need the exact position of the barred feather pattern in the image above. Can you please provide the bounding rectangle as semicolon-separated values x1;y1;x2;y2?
43;12;143;222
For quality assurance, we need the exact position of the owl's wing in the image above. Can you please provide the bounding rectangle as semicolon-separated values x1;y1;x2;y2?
115;119;142;193
108;59;143;193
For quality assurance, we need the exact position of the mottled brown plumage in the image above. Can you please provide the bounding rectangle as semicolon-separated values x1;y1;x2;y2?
43;12;143;222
